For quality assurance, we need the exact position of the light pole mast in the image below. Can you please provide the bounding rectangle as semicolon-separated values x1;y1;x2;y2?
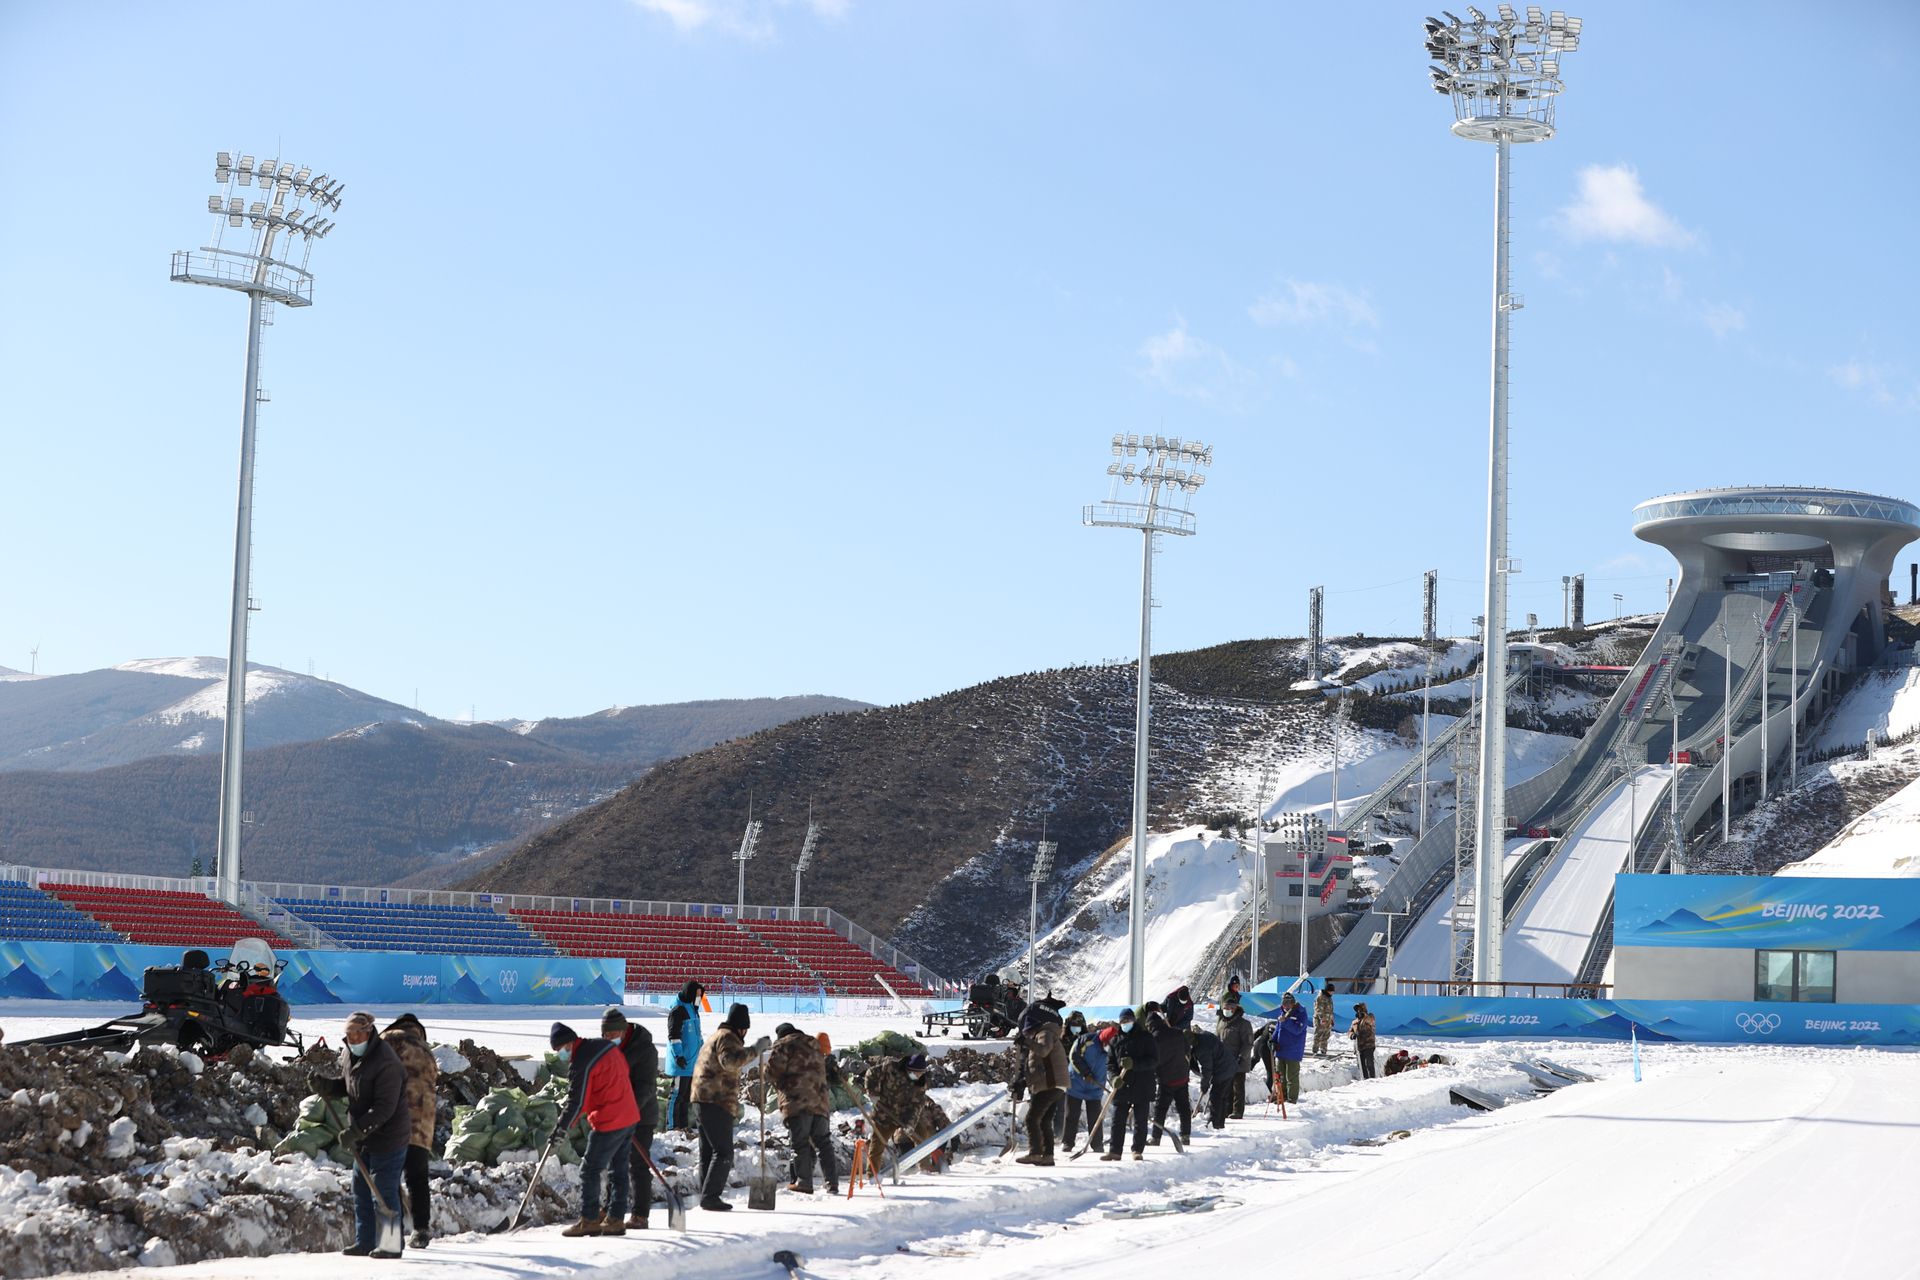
792;808;819;911
172;152;342;906
1085;434;1212;1008
1027;831;1056;990
1425;5;1581;983
734;802;763;917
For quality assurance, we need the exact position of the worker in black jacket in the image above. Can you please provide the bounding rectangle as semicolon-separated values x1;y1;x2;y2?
1190;1028;1237;1130
603;1007;660;1229
339;1010;412;1259
1100;1008;1160;1161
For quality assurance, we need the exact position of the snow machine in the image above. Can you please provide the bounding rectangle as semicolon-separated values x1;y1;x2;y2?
20;937;303;1057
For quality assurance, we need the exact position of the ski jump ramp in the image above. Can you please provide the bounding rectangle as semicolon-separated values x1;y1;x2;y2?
1318;487;1920;993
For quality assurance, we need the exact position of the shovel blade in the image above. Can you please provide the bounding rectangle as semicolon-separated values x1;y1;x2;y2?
375;1205;405;1255
747;1177;778;1211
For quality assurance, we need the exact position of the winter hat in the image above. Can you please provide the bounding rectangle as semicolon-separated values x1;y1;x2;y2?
601;1007;629;1037
346;1011;377;1037
1141;1000;1161;1016
724;1003;752;1033
386;1012;425;1036
903;1053;929;1073
1280;992;1297;1007
1220;1003;1240;1019
1354;1002;1369;1015
549;1022;579;1050
1098;1025;1118;1046
774;1023;798;1040
1039;994;1067;1011
1117;1008;1137;1027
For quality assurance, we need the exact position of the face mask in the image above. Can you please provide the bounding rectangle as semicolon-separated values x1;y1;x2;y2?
1120;1020;1134;1032
348;1039;369;1058
910;1072;926;1084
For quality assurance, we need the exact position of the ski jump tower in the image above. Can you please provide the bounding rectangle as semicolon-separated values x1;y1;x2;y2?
1631;487;1919;673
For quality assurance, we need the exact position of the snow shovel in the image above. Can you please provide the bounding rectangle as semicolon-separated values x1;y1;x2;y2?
774;1249;806;1278
633;1135;688;1231
747;1050;778;1211
1069;1069;1125;1161
350;1148;405;1255
499;1133;558;1233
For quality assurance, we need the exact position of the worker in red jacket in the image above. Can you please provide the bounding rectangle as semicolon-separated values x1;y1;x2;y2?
550;1022;641;1237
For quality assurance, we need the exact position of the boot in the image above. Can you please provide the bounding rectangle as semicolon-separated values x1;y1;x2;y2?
600;1220;627;1237
1013;1153;1041;1165
407;1231;429;1249
787;1181;814;1194
625;1212;649;1230
700;1197;732;1212
341;1245;373;1257
1099;1152;1121;1162
1132;1150;1144;1161
561;1218;603;1238
1031;1154;1054;1166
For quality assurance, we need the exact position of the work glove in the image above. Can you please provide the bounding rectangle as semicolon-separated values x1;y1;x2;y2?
752;1036;773;1054
1119;1057;1134;1073
341;1123;369;1150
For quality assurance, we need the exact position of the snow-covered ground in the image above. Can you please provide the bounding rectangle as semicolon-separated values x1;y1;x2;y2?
1809;664;1920;754
1502;766;1672;985
6;1002;1910;1280
1024;828;1247;1007
1781;766;1920;876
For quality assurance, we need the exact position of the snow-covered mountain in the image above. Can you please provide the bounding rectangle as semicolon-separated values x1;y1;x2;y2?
0;658;432;772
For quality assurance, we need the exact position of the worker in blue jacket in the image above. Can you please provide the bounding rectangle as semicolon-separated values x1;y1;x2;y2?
665;981;706;1133
1269;991;1309;1104
1061;1020;1108;1152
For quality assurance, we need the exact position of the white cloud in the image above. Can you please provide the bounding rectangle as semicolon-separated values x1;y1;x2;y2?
629;0;847;39
1248;279;1378;330
1702;303;1746;338
1558;164;1696;248
1830;360;1919;412
1139;318;1252;407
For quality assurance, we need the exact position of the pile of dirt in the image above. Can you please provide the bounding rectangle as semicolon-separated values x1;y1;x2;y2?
0;1042;313;1180
929;1046;1014;1086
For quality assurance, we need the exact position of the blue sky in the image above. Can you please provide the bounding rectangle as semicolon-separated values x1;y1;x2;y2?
2;1;1916;718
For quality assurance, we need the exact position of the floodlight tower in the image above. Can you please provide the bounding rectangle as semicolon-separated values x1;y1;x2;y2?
1425;6;1580;983
172;151;342;907
734;809;763;916
792;810;820;911
1085;433;1213;1007
1026;832;1057;989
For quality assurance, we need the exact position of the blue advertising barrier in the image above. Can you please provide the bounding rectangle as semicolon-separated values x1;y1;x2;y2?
0;941;624;1007
1614;873;1920;951
1231;988;1920;1047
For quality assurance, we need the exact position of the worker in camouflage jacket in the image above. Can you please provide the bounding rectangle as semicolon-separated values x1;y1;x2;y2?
689;1003;769;1211
862;1052;931;1176
1312;986;1336;1057
1011;996;1069;1165
765;1022;838;1195
379;1013;439;1249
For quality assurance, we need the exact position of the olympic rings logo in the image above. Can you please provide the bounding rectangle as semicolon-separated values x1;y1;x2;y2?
1734;1012;1780;1035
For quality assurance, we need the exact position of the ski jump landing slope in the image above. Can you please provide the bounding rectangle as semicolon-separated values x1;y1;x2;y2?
1501;764;1672;984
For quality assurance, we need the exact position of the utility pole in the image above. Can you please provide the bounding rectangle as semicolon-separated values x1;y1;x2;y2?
1720;616;1731;842
1418;655;1433;838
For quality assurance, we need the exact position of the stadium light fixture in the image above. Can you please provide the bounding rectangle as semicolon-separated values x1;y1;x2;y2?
1427;9;1581;982
171;149;342;907
734;806;764;917
1084;434;1212;1007
792;806;820;911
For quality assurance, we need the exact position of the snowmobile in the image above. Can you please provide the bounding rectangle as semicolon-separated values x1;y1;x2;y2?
20;937;303;1057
